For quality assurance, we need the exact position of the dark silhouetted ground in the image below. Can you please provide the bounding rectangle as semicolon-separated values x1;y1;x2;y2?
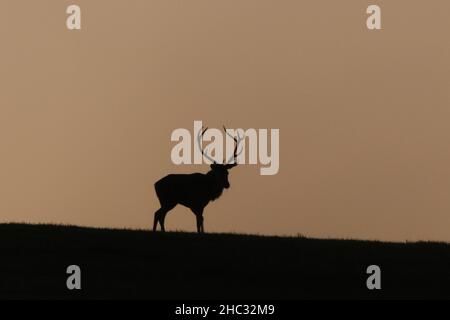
0;223;449;299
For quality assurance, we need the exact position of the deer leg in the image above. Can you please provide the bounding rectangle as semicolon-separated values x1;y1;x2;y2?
153;208;163;232
196;215;202;233
153;204;174;232
192;208;204;234
159;211;168;232
200;215;205;233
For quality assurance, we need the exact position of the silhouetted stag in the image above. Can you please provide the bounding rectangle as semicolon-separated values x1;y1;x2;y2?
153;126;242;233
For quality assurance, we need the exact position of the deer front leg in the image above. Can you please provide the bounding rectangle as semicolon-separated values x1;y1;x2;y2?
193;208;204;234
196;214;203;233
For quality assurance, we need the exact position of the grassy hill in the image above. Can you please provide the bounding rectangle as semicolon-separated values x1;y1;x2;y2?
0;223;449;299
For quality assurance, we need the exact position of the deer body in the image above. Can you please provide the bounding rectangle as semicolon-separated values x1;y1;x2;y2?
153;126;241;233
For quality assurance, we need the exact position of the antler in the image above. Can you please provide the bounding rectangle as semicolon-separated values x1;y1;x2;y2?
196;126;217;164
223;126;244;167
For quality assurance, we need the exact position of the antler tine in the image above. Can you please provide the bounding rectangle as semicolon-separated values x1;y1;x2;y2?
196;126;216;164
223;126;244;165
223;126;238;143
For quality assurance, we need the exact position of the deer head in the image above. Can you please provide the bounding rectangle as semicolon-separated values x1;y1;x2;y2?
196;125;243;189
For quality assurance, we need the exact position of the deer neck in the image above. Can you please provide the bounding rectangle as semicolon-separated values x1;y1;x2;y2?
206;171;225;201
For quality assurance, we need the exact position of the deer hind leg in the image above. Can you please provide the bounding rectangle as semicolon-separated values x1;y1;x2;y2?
159;211;168;232
153;208;163;232
153;204;175;232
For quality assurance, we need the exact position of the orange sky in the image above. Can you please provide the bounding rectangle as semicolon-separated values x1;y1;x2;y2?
0;1;449;241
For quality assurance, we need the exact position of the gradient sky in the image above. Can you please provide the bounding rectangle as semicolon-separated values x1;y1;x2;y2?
0;1;449;241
